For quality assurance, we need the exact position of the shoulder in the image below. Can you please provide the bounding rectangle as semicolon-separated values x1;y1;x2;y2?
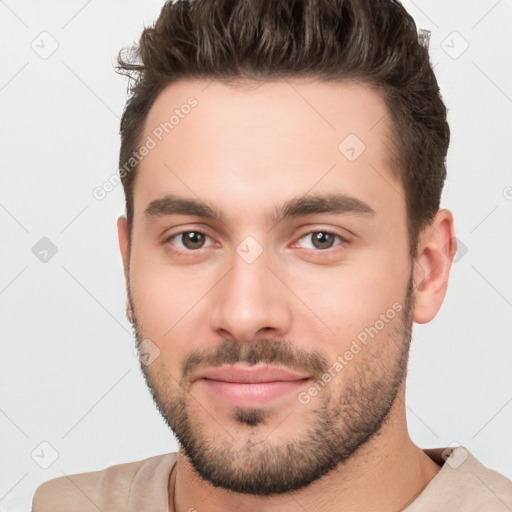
31;452;178;512
464;455;512;509
417;446;512;511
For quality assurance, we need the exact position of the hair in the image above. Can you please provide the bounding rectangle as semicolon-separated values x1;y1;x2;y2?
116;0;449;259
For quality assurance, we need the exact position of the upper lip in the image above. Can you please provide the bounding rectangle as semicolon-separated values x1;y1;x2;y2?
193;364;311;384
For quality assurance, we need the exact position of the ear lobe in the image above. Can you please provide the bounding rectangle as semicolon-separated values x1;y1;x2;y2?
412;209;457;324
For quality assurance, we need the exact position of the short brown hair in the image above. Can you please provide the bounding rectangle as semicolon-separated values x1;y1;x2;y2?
116;0;449;258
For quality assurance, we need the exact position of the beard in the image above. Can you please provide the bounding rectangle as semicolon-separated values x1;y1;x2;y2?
129;272;415;496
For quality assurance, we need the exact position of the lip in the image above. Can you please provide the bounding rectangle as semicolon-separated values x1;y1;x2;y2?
193;364;312;407
193;364;310;383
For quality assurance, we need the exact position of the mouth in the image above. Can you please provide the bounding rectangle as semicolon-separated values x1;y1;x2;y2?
193;364;312;407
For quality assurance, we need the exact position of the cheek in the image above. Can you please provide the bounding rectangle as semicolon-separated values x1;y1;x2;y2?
130;253;207;319
289;256;408;346
309;282;407;382
129;255;218;365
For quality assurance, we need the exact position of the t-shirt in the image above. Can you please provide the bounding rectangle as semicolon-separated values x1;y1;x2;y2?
31;446;512;511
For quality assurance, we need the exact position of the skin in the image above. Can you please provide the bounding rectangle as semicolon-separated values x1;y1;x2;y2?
117;78;457;511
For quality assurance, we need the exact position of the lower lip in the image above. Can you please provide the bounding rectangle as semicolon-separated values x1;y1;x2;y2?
199;378;310;407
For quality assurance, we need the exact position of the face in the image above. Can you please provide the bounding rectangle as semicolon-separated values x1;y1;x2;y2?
122;78;415;494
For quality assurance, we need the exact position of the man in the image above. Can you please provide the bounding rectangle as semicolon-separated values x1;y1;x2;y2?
32;0;512;510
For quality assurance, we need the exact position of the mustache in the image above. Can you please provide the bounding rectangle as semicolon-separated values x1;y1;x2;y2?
181;338;329;381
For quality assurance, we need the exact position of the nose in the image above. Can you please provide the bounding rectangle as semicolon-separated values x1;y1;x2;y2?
209;245;292;343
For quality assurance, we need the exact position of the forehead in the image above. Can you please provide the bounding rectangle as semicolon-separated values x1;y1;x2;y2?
133;78;402;223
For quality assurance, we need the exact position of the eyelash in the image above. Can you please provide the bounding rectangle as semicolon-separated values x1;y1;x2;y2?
163;229;348;254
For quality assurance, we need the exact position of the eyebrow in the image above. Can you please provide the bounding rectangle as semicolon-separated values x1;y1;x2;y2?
144;193;375;224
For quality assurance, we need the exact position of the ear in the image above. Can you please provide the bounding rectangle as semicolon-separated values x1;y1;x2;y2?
117;215;130;282
117;215;134;322
412;208;457;324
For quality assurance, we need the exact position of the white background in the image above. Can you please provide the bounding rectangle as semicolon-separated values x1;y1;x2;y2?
1;0;511;510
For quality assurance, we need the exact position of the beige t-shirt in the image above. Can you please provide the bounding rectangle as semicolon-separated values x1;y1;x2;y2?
31;446;512;511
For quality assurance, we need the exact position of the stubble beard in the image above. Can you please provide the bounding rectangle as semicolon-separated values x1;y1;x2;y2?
130;273;415;495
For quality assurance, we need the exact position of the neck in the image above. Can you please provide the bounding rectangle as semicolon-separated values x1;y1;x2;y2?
170;392;441;512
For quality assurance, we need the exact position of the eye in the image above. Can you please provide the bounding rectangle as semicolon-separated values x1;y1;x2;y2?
165;230;214;251
296;230;345;250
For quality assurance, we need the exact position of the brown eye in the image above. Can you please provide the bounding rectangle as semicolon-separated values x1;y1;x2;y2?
297;231;344;250
311;232;336;249
180;231;206;249
165;230;213;251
